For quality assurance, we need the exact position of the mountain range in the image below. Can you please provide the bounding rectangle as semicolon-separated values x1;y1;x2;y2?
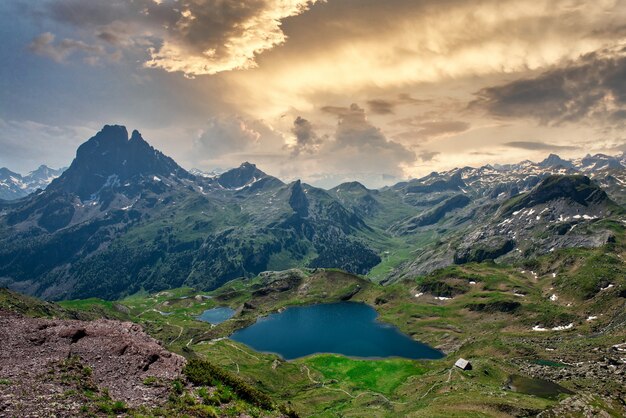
0;165;65;200
1;125;625;301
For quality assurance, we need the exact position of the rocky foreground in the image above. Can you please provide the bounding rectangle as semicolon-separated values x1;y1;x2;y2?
0;310;185;416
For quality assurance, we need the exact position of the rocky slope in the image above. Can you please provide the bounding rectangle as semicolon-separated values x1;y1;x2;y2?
0;309;185;416
388;174;622;281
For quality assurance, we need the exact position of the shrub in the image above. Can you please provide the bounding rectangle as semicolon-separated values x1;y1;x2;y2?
183;359;274;410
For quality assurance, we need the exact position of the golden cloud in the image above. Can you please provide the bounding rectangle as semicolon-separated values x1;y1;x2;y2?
145;0;324;77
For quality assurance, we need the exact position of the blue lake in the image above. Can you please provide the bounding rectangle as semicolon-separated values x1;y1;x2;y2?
230;302;444;360
197;307;235;324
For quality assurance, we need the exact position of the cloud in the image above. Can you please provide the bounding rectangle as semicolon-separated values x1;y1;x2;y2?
472;45;626;124
418;151;440;162
146;0;323;76
189;115;287;169
320;105;351;116
34;0;323;76
397;93;430;105
366;94;431;115
29;32;105;63
503;141;579;151
320;103;416;176
193;115;262;159
229;0;626;117
367;99;395;115
289;116;324;155
392;120;471;142
192;105;416;187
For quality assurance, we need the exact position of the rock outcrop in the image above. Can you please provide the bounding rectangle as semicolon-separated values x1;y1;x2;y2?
0;310;185;416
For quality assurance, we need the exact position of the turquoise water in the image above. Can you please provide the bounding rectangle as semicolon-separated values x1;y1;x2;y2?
197;307;235;324
230;302;444;360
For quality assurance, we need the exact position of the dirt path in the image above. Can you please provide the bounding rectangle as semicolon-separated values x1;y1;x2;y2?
420;367;454;399
225;341;260;360
168;322;184;345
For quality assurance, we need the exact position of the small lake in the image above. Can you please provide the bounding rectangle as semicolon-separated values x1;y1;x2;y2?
230;302;444;360
506;374;574;399
197;307;235;324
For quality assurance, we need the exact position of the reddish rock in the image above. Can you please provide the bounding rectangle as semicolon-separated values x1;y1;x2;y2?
0;310;185;415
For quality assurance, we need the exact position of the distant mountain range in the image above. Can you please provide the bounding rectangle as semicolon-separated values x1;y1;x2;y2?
0;125;624;300
0;165;65;200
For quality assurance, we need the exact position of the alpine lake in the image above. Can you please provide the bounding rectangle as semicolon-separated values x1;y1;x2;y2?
202;301;446;360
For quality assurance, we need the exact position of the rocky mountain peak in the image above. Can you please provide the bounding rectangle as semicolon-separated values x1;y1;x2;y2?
334;181;369;193
539;153;574;169
502;175;610;216
130;129;143;142
289;180;309;217
217;162;267;189
0;167;20;180
47;125;190;199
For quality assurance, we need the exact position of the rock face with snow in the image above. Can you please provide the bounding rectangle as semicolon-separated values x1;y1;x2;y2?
0;125;625;299
474;175;617;256
216;162;269;189
538;153;575;169
0;125;380;299
452;175;618;264
47;125;193;200
386;173;623;281
0;165;65;200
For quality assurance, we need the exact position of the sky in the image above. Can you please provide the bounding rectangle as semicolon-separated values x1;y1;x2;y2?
1;0;626;188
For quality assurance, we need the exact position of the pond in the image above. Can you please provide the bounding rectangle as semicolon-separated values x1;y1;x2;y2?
230;302;444;360
197;307;235;324
506;374;574;399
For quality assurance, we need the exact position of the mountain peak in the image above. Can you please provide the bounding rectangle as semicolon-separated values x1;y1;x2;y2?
502;175;610;216
217;162;267;189
48;125;190;199
331;181;369;193
538;153;574;169
289;180;309;217
129;129;145;143
98;124;128;141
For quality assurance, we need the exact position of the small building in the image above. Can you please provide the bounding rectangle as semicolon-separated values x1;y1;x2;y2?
454;358;472;370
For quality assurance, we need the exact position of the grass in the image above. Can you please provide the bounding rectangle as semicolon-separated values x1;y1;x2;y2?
45;245;626;417
305;355;427;395
554;251;626;299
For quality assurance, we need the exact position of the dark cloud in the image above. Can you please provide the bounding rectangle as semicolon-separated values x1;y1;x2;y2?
366;94;430;115
469;151;498;156
503;141;578;151
290;116;323;155
472;47;626;124
96;31;122;45
31;0;322;75
320;105;351;116
367;99;395;115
